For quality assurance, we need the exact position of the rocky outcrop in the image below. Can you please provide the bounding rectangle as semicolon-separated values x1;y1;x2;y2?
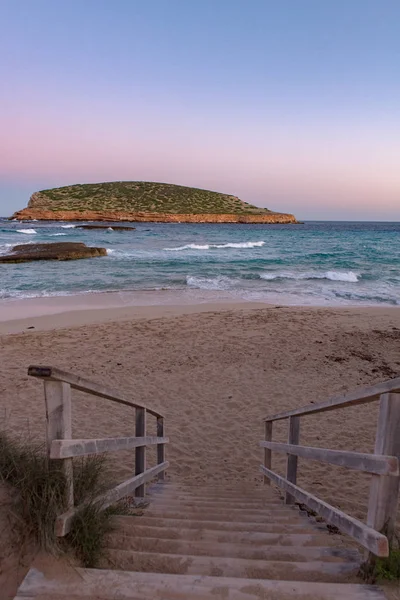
11;209;298;224
0;242;107;263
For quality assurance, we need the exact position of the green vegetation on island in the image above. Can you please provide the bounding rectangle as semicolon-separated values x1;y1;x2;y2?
29;181;273;215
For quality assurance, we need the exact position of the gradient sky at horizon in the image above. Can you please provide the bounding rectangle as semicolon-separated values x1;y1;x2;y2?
1;0;399;220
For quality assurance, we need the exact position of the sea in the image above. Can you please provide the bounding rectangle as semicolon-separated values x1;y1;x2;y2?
0;219;399;307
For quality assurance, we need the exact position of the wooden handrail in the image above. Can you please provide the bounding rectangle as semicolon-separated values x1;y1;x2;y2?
28;365;163;418
263;376;400;422
30;365;169;537
260;381;400;559
55;461;169;536
260;465;389;557
51;436;170;459
259;441;399;476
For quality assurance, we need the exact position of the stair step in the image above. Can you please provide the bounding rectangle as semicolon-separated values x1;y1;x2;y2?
150;489;280;501
103;550;360;581
142;509;310;523
115;515;325;533
147;505;297;516
16;567;387;599
107;534;359;562
111;523;338;545
149;497;286;509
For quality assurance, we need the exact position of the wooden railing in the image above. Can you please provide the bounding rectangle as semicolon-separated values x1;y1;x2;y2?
29;366;169;537
260;376;400;558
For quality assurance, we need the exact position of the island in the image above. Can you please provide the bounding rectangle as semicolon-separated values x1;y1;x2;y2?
11;181;298;224
0;242;107;263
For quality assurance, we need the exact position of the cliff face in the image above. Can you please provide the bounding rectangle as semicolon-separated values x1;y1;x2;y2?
12;208;298;224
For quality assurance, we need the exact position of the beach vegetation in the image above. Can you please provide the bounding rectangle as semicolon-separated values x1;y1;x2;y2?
360;537;400;583
0;431;125;567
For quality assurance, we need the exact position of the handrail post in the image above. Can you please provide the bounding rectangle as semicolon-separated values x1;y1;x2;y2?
263;421;273;485
367;393;400;556
157;417;166;481
44;380;74;513
285;416;300;504
135;407;146;498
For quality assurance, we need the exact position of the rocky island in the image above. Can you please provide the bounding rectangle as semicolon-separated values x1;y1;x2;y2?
0;242;107;263
11;181;298;224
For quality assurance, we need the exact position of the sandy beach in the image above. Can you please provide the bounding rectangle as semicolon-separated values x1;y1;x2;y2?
1;298;399;515
1;298;400;597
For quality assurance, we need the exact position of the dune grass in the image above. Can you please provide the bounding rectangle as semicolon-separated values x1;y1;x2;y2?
0;431;125;567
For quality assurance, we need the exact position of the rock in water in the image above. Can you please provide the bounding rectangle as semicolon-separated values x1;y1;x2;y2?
0;242;107;263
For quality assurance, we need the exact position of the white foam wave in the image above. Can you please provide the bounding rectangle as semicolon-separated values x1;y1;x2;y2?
107;227;114;231
166;241;265;251
49;233;67;236
0;243;13;256
61;224;76;229
186;275;234;290
260;270;359;283
17;228;37;234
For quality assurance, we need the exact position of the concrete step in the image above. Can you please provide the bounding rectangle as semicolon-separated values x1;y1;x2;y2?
111;523;338;546
107;533;360;562
15;567;387;599
115;515;325;534
103;550;360;582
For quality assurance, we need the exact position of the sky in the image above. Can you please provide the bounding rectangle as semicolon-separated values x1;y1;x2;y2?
1;0;399;220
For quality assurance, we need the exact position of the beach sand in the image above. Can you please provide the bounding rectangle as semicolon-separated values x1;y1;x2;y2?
1;299;400;597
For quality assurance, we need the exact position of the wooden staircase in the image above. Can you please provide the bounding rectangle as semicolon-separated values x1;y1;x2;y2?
16;482;386;599
14;367;400;599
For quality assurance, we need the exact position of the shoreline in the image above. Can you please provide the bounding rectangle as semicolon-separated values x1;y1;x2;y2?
1;289;400;334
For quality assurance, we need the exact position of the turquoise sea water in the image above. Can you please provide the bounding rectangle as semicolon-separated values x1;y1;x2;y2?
0;219;399;306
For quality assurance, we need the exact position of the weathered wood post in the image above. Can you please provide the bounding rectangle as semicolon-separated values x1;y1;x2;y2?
44;380;74;513
157;416;166;481
135;407;146;498
367;393;400;557
263;421;273;485
285;415;300;504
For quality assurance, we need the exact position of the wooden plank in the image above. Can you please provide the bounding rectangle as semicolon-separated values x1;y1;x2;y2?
260;441;399;476
135;407;146;498
260;464;389;557
157;417;166;482
263;376;400;422
55;461;169;536
16;567;389;599
285;416;300;504
29;365;162;418
367;393;400;546
44;380;74;510
263;421;272;485
50;436;169;458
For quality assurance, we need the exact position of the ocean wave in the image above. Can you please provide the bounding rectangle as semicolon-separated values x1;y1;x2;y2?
186;275;235;290
49;233;67;236
17;228;37;234
0;243;13;255
260;270;359;283
166;241;265;251
61;224;76;229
